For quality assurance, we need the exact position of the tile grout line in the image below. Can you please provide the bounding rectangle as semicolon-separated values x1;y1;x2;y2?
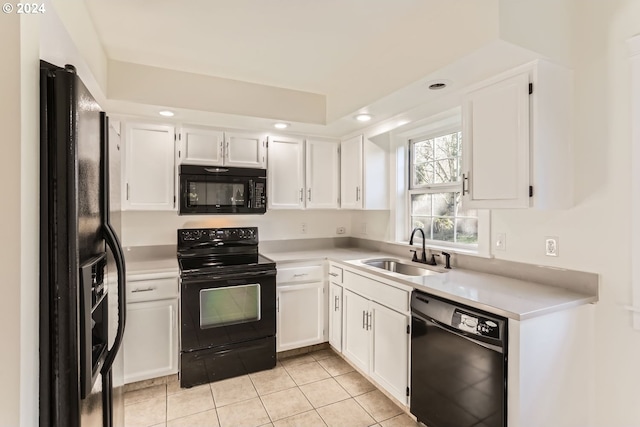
208;382;222;427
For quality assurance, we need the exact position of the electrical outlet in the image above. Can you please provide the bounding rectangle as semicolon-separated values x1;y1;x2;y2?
300;223;307;234
545;236;559;257
495;233;506;251
360;223;367;235
336;227;346;234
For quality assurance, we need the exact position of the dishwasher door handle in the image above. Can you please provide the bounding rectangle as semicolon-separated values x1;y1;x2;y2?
412;310;504;354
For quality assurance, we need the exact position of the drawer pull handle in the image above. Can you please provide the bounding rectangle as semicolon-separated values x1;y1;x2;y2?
329;272;339;277
293;273;308;278
131;287;156;293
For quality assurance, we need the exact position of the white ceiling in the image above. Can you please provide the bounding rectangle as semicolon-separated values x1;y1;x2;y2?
82;0;536;136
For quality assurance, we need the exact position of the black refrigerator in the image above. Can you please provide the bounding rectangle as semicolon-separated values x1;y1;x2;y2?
39;60;127;427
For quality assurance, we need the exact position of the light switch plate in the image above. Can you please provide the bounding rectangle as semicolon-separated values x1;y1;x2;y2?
495;233;506;251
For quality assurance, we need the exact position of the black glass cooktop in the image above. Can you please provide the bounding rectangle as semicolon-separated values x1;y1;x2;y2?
178;253;275;276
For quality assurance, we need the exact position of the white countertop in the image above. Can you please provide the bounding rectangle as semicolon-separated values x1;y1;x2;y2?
124;246;597;320
266;248;597;321
125;257;179;278
342;257;596;320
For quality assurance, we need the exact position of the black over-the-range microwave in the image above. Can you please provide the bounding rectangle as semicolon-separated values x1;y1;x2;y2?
179;165;267;215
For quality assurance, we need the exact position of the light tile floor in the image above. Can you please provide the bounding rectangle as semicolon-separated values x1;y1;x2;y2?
124;348;421;427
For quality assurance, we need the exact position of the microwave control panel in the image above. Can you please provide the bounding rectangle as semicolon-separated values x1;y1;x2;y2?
254;182;265;208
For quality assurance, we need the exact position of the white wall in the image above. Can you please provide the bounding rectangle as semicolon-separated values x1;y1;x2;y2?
121;210;354;247
491;0;640;424
0;12;40;427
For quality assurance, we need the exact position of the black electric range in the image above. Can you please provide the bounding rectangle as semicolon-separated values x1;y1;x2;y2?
177;227;277;388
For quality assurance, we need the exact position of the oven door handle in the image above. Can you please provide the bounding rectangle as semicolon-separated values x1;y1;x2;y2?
181;269;276;284
412;310;504;353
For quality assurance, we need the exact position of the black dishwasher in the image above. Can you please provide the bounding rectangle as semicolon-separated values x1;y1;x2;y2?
410;290;507;427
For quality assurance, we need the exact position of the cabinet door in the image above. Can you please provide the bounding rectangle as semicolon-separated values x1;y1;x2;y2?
342;290;370;372
329;283;343;352
276;282;325;352
306;139;340;209
370;302;409;404
268;136;305;209
340;135;363;209
224;131;267;168
462;72;530;209
124;122;176;210
123;299;179;383
179;127;224;166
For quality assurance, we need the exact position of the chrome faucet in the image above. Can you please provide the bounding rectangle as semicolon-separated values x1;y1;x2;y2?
409;227;436;265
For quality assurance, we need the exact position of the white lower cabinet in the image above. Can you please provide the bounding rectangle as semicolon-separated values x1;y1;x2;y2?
328;282;343;351
343;290;371;372
276;263;326;352
341;272;410;405
277;282;325;351
369;301;409;402
123;276;179;384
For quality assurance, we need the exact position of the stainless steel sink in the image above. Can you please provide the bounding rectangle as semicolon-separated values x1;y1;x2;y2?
362;258;443;276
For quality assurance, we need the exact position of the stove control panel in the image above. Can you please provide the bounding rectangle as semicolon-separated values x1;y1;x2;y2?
178;227;258;244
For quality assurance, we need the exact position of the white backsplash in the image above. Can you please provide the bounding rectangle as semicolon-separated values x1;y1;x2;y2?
121;209;358;247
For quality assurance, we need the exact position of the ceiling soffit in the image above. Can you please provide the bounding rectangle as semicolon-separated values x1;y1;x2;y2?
85;0;501;125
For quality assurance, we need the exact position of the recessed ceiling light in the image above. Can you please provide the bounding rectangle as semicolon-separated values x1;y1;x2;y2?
159;110;174;117
274;122;289;129
425;80;450;90
355;113;372;122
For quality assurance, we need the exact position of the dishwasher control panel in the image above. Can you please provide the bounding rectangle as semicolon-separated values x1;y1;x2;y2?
452;309;502;339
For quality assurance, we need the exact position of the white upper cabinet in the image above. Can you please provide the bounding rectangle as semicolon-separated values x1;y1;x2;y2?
268;136;340;210
178;127;224;166
340;135;363;209
224;131;267;168
461;60;573;209
178;128;266;168
123;122;176;211
306;139;340;209
340;134;389;210
268;135;305;209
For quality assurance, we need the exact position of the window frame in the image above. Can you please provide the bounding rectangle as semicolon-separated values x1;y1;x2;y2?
405;125;486;253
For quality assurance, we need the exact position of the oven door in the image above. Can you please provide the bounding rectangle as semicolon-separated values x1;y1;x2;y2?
180;270;276;352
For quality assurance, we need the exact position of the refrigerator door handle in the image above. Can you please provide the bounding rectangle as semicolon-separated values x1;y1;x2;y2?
102;222;127;374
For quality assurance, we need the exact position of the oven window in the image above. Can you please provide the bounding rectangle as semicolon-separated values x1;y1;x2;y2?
187;180;246;207
199;283;261;329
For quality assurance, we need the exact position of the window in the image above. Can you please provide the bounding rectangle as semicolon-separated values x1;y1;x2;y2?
409;130;478;246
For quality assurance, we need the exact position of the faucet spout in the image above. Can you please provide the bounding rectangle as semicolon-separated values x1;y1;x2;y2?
409;227;427;264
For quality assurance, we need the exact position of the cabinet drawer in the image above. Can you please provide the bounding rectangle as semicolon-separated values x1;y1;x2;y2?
126;277;179;303
277;265;323;283
329;265;343;284
344;271;409;313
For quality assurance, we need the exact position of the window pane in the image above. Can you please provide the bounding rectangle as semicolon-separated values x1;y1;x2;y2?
433;217;455;242
411;217;432;239
413;140;433;163
433;192;455;216
411;131;461;188
456;218;478;244
434;132;460;160
410;191;478;246
433;158;458;183
413;162;433;185
411;194;432;215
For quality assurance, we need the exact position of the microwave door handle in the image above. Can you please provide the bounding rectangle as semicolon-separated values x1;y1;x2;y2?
248;180;254;208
